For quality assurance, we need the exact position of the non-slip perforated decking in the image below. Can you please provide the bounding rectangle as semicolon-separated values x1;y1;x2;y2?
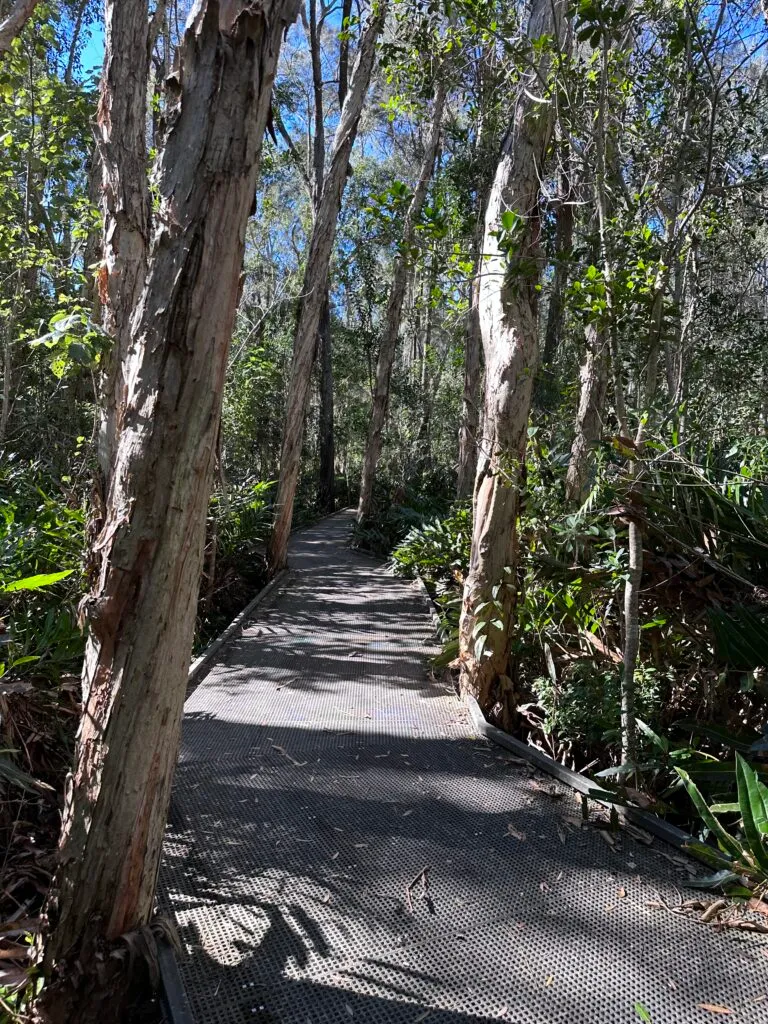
159;511;767;1024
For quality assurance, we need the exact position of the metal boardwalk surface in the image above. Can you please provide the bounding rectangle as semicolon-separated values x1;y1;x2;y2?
159;511;767;1024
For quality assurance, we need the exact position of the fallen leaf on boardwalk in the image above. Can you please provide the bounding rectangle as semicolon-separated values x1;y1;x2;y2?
697;1005;733;1015
413;1011;433;1022
271;744;307;767
545;975;554;986
506;824;526;840
495;1005;508;1018
617;887;627;898
701;899;728;923
275;677;298;690
402;809;414;817
331;852;339;860
539;881;550;893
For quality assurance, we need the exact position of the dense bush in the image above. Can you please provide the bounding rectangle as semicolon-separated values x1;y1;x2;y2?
0;460;85;683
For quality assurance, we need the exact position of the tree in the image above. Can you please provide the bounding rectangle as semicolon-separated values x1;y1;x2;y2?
34;1;299;1020
269;0;387;570
458;0;565;712
0;0;40;55
357;77;446;521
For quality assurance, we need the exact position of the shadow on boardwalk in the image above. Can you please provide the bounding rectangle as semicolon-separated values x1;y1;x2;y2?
159;513;767;1024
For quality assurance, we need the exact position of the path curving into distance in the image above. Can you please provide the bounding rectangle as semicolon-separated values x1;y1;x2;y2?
159;510;766;1024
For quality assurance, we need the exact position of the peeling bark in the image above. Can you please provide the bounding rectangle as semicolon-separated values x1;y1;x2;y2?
269;1;387;569
457;204;487;499
564;323;608;503
0;0;38;54
356;80;446;522
34;1;298;1020
94;0;151;478
458;0;564;713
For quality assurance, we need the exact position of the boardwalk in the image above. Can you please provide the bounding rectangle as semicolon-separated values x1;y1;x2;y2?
159;511;766;1024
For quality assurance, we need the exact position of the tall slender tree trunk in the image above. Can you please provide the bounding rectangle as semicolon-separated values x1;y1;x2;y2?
34;2;298;1021
269;2;387;569
564;323;608;502
338;0;353;107
356;80;446;521
458;0;564;712
307;0;335;514
317;297;335;511
456;225;484;498
1;332;11;442
541;168;573;376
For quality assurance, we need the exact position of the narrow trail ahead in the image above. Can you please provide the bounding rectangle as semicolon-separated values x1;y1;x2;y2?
159;511;766;1024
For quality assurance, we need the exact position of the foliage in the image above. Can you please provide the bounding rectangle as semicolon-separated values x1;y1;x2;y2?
677;753;768;894
353;477;455;557
390;503;471;586
0;460;86;682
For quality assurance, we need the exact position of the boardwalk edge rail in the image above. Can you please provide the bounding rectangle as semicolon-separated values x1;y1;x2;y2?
187;568;287;693
412;573;698;856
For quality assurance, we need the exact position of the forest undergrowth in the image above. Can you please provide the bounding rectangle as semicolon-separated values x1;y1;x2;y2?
372;430;768;894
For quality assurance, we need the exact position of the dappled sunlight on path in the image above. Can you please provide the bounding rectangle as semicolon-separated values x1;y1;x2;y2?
159;512;767;1024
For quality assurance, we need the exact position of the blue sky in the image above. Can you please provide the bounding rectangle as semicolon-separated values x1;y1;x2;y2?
80;19;103;75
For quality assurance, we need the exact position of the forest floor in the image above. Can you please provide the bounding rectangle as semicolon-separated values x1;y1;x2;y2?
158;511;767;1024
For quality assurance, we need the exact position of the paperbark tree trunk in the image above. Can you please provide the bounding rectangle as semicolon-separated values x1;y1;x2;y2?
458;0;564;712
317;297;335;512
34;2;298;1021
564;323;608;503
95;0;151;478
0;0;38;54
456;274;482;497
356;80;446;521
307;0;335;514
269;1;386;568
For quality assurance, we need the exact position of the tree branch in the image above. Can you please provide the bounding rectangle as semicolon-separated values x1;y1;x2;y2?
0;0;39;55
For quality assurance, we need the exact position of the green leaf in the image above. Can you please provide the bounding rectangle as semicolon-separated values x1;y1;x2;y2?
675;768;744;860
735;752;768;873
1;569;75;593
637;718;668;754
675;719;759;754
683;841;734;871
500;210;518;232
634;1003;652;1023
10;655;39;668
709;803;740;815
